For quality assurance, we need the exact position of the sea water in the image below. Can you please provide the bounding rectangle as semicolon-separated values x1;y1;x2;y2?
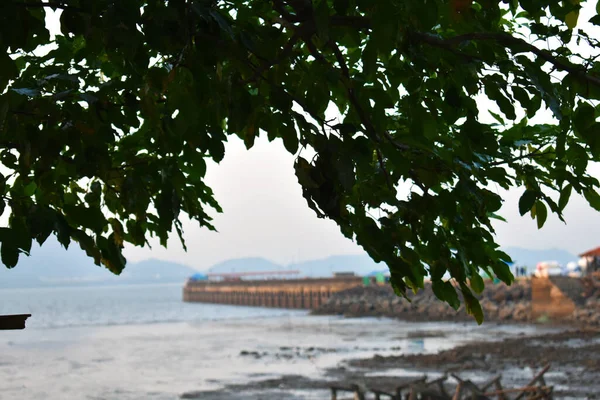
0;284;547;400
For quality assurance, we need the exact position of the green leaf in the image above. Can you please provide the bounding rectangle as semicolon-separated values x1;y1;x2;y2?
535;200;547;229
63;205;107;233
565;10;579;29
1;242;19;268
573;102;595;134
461;285;484;325
24;181;37;197
97;233;127;274
209;10;234;39
314;0;330;42
389;272;407;298
72;229;102;265
511;86;531;110
470;272;485;294
584;189;600;211
488;110;505;125
362;40;377;81
488;212;507;222
333;0;350;15
485;82;516;120
558;184;572;211
432;280;460;310
280;123;299;154
518;190;537;216
491;259;515;285
0;52;19;92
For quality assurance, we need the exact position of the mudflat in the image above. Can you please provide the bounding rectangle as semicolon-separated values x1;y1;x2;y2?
185;328;599;399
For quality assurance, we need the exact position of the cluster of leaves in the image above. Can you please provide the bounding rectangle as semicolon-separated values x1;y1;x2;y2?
2;0;600;322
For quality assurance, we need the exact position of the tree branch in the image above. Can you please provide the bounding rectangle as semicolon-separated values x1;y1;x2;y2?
241;57;328;128
12;1;83;12
490;147;553;166
242;33;300;85
330;15;371;30
414;31;600;88
376;149;394;189
272;0;299;22
328;41;411;151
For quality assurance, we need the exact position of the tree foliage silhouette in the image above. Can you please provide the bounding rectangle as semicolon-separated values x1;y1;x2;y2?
2;0;600;322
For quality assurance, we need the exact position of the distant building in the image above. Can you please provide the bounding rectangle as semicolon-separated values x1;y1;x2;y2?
578;247;600;275
333;272;355;278
189;273;208;282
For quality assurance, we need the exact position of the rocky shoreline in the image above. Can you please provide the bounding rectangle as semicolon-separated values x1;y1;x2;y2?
179;279;600;399
311;278;600;326
182;328;600;399
344;328;600;398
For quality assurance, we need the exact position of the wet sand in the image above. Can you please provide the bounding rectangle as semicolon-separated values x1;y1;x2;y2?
183;327;599;399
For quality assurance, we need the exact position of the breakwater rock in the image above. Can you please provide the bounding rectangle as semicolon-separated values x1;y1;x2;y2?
312;278;600;325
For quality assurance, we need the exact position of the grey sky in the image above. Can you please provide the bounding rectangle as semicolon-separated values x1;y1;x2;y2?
122;134;600;270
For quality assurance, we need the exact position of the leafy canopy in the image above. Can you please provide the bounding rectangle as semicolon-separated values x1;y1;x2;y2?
2;0;600;323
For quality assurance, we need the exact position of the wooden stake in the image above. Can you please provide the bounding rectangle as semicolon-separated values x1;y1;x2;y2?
515;365;551;400
452;382;464;400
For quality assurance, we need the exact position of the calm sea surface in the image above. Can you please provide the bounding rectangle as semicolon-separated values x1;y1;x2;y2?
0;284;547;400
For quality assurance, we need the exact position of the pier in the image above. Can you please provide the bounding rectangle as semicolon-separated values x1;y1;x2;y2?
182;275;364;309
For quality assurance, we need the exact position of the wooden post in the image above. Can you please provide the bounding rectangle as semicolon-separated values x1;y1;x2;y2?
352;384;365;400
395;376;427;399
452;382;463;400
515;365;551;400
0;314;31;330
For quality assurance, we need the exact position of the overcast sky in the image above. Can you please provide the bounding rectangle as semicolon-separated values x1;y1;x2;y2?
118;133;600;270
39;5;600;270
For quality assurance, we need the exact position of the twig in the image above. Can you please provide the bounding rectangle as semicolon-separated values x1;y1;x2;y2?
305;38;328;64
515;365;551;400
490;147;552;166
272;0;303;23
242;34;300;84
452;382;463;400
241;57;327;128
327;42;379;142
414;31;600;88
483;385;552;396
376;149;393;189
328;41;411;152
13;1;84;12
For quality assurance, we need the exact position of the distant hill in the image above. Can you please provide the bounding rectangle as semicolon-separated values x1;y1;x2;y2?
205;249;580;279
206;254;383;278
207;257;281;274
0;239;581;288
287;255;383;278
503;247;578;267
119;259;198;281
0;238;197;288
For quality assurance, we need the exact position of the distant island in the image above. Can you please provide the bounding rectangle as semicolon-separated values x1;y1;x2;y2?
0;239;197;288
0;238;579;288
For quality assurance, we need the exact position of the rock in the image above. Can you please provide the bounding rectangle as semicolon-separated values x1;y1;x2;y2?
311;279;553;324
497;306;514;321
239;350;261;358
513;303;530;321
417;304;428;315
348;303;361;316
